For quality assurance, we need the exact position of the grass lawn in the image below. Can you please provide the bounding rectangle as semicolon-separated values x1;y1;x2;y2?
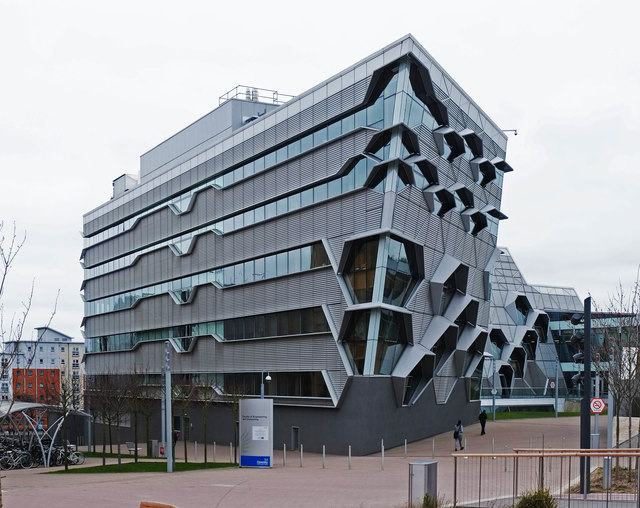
49;461;236;473
494;411;581;420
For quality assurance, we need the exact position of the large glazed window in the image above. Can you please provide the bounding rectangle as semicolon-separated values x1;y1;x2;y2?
514;296;530;325
139;371;333;398
342;309;410;375
344;238;378;304
343;310;371;374
342;235;422;306
86;306;330;353
383;237;419;306
374;309;409;375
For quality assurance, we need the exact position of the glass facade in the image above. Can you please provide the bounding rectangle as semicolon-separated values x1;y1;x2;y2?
343;309;409;375
383;238;418;307
87;306;329;353
344;238;378;303
341;231;421;376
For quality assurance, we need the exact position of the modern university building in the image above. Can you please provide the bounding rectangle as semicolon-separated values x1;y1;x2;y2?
82;34;551;454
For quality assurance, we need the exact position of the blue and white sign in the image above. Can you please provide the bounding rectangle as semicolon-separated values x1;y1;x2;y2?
239;398;273;468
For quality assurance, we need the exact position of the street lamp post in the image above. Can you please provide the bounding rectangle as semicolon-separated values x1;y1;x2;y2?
483;352;497;421
260;371;271;399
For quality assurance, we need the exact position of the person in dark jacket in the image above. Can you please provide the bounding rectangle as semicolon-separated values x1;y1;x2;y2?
453;420;464;450
479;409;488;435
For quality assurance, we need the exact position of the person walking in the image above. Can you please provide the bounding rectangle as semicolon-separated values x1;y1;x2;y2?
453;420;464;451
479;409;488;435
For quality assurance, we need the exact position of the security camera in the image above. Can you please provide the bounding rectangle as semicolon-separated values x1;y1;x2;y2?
265;374;272;382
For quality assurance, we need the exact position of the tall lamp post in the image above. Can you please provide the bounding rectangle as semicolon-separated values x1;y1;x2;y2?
260;371;271;399
483;352;497;421
571;297;592;493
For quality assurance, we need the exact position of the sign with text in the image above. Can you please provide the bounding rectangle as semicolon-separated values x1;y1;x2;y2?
239;398;273;467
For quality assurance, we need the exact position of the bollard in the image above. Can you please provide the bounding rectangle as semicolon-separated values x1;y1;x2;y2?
432;439;435;459
381;439;385;471
229;442;233;464
504;445;508;472
603;456;611;489
195;441;198;461
492;437;495;454
348;445;352;470
213;442;216;462
404;439;407;459
322;445;326;469
283;443;286;467
464;437;467;450
300;444;304;467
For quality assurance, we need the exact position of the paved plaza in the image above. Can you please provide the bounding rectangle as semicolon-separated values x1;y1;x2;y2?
2;416;627;508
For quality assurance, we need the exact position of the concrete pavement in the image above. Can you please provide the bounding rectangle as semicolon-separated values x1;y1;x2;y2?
1;416;602;508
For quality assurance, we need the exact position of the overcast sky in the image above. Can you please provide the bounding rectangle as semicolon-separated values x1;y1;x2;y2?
1;0;638;338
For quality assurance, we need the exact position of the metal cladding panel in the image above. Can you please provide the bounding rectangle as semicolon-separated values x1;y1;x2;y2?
468;268;485;302
325;237;343;267
326;301;349;337
327;93;341;118
85;128;375;266
422;247;441;281
262;125;276;150
326;368;349;398
176;334;344;374
287;114;301;135
85;333;345;379
391;191;432;239
408;281;433;316
275;121;288;144
417;214;445;257
299;107;314;132
409;308;431;343
415;125;438;154
83;77;375;238
85;268;342;337
477;300;490;328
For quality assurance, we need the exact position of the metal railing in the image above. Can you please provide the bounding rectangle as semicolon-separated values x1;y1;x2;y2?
218;85;294;106
453;449;640;507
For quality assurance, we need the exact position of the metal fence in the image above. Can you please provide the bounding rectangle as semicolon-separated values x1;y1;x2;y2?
453;449;640;507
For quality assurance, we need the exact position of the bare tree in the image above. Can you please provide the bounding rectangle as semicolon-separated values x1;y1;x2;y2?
125;369;158;461
592;274;640;453
84;375;112;466
0;222;57;508
127;370;144;462
172;377;196;463
107;374;133;470
195;374;219;463
224;380;250;464
50;376;76;471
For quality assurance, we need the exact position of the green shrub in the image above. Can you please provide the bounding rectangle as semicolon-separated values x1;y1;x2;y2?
421;492;445;508
516;488;557;508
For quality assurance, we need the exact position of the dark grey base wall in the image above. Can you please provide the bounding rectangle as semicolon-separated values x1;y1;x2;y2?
85;377;480;456
273;376;480;455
